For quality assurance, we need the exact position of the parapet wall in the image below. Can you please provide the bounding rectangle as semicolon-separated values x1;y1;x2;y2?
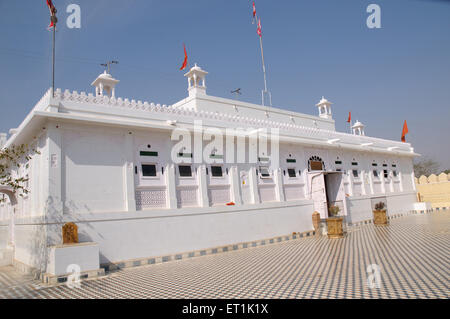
415;173;450;208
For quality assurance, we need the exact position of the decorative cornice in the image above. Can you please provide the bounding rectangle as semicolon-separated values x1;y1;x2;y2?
49;88;414;154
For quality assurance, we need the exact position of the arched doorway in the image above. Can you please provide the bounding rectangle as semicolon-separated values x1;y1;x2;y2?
0;187;17;248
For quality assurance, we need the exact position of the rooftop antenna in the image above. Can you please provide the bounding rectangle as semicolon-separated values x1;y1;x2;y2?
100;60;119;74
231;88;242;100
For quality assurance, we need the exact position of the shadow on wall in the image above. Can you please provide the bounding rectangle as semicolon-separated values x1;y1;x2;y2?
24;196;106;275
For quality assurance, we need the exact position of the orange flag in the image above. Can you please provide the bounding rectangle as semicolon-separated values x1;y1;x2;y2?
347;111;351;123
179;43;188;71
257;18;262;37
401;120;409;142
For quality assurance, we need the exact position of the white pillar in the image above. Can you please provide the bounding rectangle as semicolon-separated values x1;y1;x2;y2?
274;168;285;202
165;164;177;209
361;169;367;195
249;167;260;204
411;171;416;192
230;166;242;205
368;169;375;195
303;168;309;198
124;133;136;211
347;169;354;196
399;171;404;192
381;171;387;193
197;165;209;207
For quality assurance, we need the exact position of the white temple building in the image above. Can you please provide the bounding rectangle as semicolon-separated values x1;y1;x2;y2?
0;64;421;280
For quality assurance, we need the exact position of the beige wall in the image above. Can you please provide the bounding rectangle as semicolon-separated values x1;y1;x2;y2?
415;173;450;208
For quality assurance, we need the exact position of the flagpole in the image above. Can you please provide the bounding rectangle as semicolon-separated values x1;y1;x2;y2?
52;23;56;98
259;36;267;96
259;33;271;106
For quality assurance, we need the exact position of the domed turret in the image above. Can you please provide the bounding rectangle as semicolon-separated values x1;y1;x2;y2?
316;96;333;119
91;71;120;98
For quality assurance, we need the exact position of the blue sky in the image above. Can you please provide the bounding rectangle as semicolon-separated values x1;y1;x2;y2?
0;0;449;169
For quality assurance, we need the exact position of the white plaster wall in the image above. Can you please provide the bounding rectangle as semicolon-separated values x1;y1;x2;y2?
63;126;127;213
0;224;8;249
346;191;416;224
346;196;374;223
13;223;48;271
47;201;314;265
386;192;416;215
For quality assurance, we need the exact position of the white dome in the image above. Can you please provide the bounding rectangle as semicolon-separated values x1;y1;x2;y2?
316;96;332;106
352;120;364;128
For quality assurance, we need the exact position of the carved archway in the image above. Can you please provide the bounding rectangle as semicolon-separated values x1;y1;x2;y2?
0;187;17;206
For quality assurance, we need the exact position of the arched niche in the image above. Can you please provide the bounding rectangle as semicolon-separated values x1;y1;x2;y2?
0;187;17;206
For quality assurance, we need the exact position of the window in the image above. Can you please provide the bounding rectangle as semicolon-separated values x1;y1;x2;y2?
211;166;223;177
383;170;389;178
259;166;270;177
373;170;379;178
142;164;157;177
335;160;342;165
393;170;398;177
372;163;378;167
352;170;359;178
179;165;193;177
287;168;296;178
351;162;358;166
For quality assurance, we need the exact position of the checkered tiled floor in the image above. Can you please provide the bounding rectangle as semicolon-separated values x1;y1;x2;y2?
0;211;448;299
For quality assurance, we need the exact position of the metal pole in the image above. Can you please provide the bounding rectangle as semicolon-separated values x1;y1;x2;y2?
259;35;269;106
52;23;56;98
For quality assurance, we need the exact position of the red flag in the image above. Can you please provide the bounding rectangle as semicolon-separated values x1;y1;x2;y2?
347;111;351;123
252;2;256;23
401;120;409;142
257;18;262;37
179;43;188;71
46;0;57;28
